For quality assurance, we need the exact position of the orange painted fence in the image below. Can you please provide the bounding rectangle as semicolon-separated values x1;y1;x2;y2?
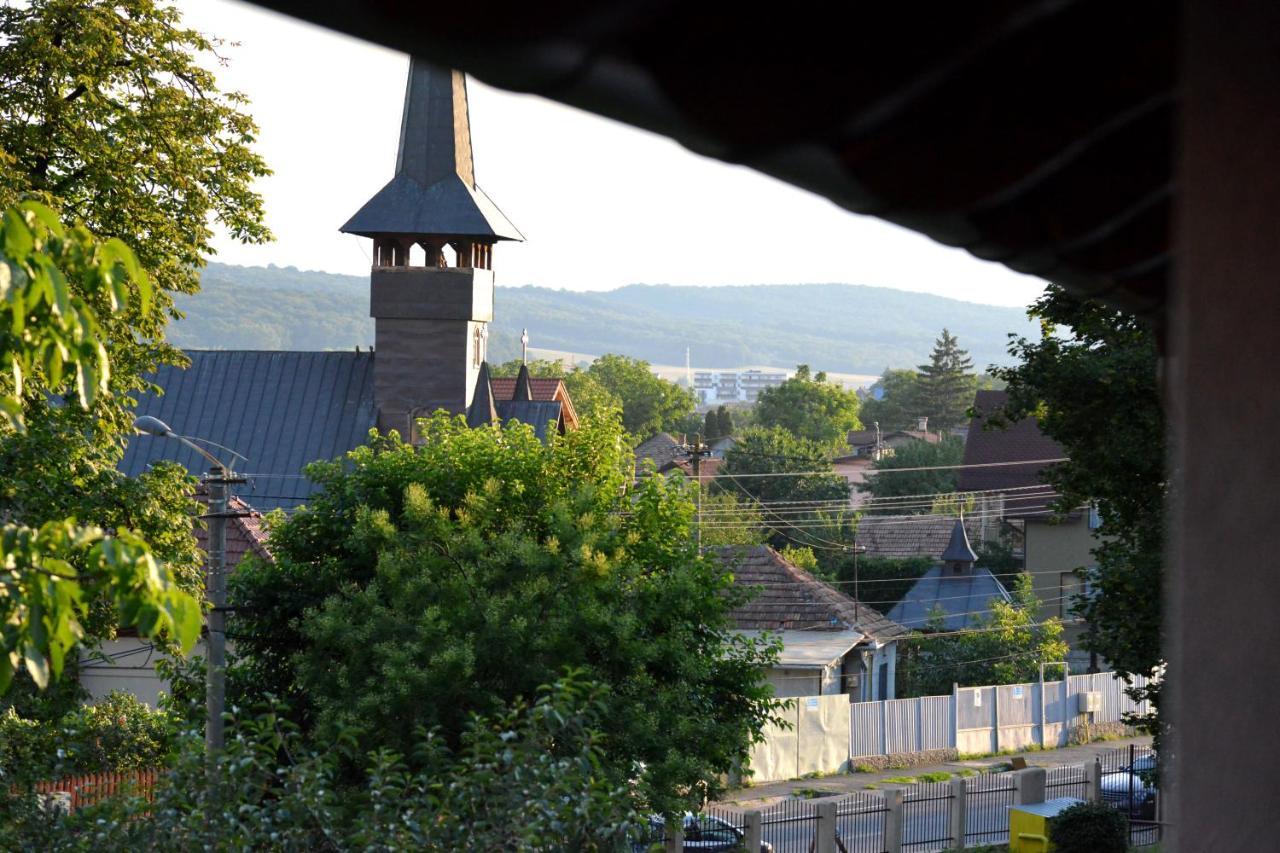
32;768;161;811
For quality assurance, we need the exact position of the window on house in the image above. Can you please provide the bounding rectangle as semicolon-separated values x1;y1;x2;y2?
1088;502;1102;530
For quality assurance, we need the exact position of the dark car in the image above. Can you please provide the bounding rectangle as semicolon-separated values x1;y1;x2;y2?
631;813;774;852
1101;753;1157;819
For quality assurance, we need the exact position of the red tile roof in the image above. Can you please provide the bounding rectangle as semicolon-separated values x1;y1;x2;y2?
193;494;272;571
490;376;578;428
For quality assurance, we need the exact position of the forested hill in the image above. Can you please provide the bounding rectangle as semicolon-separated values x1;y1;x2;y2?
171;262;1037;374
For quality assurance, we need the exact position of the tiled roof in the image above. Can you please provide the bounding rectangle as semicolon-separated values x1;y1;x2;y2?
718;545;905;641
886;565;1012;631
121;351;378;511
490;376;578;428
958;390;1066;514
635;432;684;474
193;493;272;571
855;514;983;561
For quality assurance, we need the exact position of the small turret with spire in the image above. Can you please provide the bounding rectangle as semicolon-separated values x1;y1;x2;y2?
941;517;978;574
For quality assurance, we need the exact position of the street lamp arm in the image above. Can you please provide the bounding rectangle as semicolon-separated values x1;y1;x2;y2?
171;433;226;471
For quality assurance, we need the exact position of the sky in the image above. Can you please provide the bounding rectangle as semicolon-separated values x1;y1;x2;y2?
177;0;1046;309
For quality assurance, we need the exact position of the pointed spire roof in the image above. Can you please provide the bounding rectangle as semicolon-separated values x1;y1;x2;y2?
341;59;523;241
512;363;533;402
941;517;978;564
466;362;499;427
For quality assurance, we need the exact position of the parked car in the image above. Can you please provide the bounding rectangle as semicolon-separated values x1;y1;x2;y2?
630;813;774;852
1100;753;1157;819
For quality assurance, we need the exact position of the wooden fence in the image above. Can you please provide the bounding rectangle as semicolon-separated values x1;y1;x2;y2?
32;768;161;811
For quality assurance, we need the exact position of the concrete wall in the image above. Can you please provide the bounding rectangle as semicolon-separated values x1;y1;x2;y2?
77;637;230;708
748;695;852;783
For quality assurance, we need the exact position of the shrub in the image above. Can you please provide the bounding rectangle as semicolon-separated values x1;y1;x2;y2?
1049;801;1127;853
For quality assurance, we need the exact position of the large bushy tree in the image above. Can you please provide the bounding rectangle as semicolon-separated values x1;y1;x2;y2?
229;412;778;814
990;284;1164;730
858;368;923;433
914;329;975;431
575;353;693;439
754;364;862;448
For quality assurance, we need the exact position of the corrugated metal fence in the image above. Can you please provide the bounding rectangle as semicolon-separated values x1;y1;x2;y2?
751;671;1149;782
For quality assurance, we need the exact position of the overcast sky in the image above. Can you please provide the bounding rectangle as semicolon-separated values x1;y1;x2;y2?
177;0;1045;309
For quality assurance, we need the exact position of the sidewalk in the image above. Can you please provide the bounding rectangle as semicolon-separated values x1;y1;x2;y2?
716;734;1154;809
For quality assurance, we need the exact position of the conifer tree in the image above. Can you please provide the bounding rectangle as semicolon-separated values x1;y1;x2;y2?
915;329;976;431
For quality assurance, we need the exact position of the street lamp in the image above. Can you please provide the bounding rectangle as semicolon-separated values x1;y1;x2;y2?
132;416;244;758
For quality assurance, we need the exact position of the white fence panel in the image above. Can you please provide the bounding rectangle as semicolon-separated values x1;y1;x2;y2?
850;700;885;758
920;695;953;750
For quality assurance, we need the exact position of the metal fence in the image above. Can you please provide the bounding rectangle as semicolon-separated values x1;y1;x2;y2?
901;782;953;850
706;748;1162;852
964;771;1015;845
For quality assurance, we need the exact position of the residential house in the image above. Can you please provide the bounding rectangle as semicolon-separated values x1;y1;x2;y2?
886;518;1012;630
835;420;942;507
633;431;721;482
721;545;905;700
959;390;1098;672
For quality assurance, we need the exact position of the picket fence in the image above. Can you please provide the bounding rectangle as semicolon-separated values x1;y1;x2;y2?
33;768;161;811
749;671;1151;783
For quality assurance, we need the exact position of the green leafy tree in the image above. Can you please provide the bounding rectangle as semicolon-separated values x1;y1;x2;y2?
695;489;766;547
858;436;965;508
991;284;1164;732
578;353;694;439
814;554;933;614
914;329;976;431
230;412;778;814
858;368;923;433
754;364;862;448
718;426;852;550
0;0;269;688
0;204;201;693
897;573;1068;697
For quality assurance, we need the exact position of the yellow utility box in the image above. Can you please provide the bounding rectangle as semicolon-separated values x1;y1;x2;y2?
1008;797;1085;852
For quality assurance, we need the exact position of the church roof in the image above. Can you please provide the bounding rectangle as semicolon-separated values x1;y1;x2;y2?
941;517;979;563
887;566;1012;631
121;351;377;511
341;61;522;240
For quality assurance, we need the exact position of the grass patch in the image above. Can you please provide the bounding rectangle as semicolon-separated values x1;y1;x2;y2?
916;771;953;783
882;776;918;784
852;763;877;774
958;769;979;778
863;784;878;790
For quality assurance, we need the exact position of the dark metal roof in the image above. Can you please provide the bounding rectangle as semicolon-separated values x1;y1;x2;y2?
253;0;1176;315
120;351;377;511
466;361;499;427
959;390;1066;516
886;565;1013;632
941;518;978;564
495;400;562;439
340;60;522;241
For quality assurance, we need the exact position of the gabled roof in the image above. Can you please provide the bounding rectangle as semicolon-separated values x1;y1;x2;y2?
886;565;1012;631
121;351;377;511
634;432;683;475
340;60;522;241
959;390;1067;516
719;545;905;642
489;376;578;429
855;514;985;561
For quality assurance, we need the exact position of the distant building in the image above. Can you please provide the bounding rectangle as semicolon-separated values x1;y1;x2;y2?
692;369;787;404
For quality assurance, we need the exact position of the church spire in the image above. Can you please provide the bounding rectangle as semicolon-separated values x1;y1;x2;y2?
466;362;499;427
340;59;522;244
512;363;534;402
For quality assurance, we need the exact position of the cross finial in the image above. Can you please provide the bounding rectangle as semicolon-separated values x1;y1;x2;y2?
521;328;529;364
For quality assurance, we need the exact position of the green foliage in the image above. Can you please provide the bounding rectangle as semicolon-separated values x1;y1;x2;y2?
176;266;1035;374
991;285;1164;734
858;368;922;432
718;426;852;550
814;554;932;614
778;545;819;572
704;405;734;440
230;412;779;815
0;690;178;786
754;364;862;448
897;574;1069;697
914;329;975;431
0;205;201;693
859;436;965;507
696;489;766;547
1048;801;1128;853
576;353;694;439
0;674;640;851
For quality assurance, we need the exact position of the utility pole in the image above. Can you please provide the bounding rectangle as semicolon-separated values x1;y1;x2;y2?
851;541;867;621
201;465;245;759
681;433;713;549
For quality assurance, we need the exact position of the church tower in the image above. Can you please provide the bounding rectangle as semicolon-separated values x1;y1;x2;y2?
342;59;523;434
